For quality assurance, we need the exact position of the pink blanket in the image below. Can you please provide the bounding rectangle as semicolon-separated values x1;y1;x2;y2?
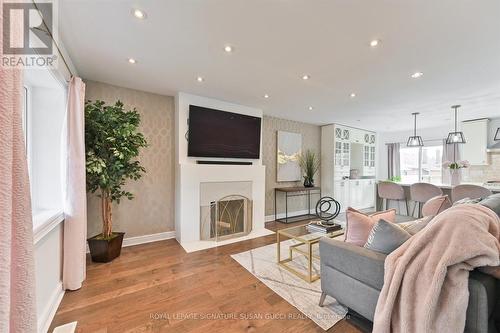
373;204;500;333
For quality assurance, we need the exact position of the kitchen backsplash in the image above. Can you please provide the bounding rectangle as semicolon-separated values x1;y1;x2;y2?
464;153;500;182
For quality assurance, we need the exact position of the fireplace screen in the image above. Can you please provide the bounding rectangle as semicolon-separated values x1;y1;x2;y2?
200;195;252;241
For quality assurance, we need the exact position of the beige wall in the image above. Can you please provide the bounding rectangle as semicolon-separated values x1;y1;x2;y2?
262;116;321;217
84;80;175;238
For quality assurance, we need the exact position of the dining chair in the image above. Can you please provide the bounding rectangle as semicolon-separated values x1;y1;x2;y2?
410;183;443;217
377;182;408;215
451;184;492;203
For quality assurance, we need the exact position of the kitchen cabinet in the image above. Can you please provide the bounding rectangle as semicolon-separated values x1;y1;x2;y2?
360;179;375;208
321;124;377;211
462;119;489;165
349;180;363;208
334;180;350;211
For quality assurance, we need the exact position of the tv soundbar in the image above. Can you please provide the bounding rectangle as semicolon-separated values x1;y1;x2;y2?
197;160;253;165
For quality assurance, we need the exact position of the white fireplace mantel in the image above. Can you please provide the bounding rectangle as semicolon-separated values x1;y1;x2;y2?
174;93;272;253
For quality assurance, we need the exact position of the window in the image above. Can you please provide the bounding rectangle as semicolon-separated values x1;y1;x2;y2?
400;144;443;184
400;147;420;183
23;68;67;229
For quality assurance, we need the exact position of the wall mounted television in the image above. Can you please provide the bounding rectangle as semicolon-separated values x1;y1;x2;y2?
187;105;261;159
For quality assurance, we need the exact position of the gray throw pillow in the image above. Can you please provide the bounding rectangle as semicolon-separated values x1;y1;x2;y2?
364;219;411;254
399;216;433;235
453;197;482;206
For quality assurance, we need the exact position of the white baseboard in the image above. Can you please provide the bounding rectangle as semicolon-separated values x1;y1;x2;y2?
265;209;311;222
39;282;65;333
122;231;176;247
86;231;177;253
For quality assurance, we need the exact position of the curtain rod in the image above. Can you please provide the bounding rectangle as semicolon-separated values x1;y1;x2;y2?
31;0;74;79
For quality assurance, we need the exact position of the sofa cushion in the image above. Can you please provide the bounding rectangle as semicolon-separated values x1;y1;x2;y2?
399;216;434;235
479;193;500;216
422;195;452;217
364;219;411;254
345;208;396;246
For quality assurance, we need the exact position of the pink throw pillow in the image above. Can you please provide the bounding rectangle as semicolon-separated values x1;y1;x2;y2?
422;195;452;217
345;208;397;246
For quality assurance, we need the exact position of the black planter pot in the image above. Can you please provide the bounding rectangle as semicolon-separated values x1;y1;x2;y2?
87;232;125;263
303;177;314;188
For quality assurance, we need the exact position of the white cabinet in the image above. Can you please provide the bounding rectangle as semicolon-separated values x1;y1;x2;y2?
349;180;363;208
321;124;377;212
349;179;375;210
334;180;350;212
360;179;375;208
462;119;489;165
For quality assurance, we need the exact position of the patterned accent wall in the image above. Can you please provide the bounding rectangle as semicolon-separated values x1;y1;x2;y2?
84;80;175;237
262;116;321;217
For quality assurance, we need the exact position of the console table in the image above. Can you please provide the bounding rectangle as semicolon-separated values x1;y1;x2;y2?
274;186;321;223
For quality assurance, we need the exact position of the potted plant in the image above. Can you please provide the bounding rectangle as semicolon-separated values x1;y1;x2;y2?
298;149;320;187
85;100;148;262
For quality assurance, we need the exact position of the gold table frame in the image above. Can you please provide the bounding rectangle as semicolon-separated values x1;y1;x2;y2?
276;225;344;283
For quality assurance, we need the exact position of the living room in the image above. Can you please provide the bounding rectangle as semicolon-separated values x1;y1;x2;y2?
1;1;499;333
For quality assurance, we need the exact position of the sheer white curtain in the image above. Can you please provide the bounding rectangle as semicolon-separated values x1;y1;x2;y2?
63;77;87;290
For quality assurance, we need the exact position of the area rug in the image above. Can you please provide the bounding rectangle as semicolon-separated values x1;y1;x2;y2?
231;237;347;330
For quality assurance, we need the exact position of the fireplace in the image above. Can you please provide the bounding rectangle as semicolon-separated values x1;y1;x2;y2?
201;195;252;241
199;181;253;242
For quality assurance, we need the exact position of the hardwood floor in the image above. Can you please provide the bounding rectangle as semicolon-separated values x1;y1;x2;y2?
49;229;366;333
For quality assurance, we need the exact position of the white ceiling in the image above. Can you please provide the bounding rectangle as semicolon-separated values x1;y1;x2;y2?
59;0;500;132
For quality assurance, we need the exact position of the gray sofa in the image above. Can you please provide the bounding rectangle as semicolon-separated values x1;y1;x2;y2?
319;194;500;333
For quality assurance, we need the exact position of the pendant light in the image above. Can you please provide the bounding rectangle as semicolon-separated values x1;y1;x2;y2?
446;105;466;144
407;112;424;147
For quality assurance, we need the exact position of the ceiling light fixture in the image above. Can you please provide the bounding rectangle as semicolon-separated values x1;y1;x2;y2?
407;112;424;147
350;93;356;98
446;105;466;144
302;74;310;80
132;9;146;19
370;39;380;47
196;76;204;82
263;94;269;99
224;45;233;53
128;58;137;64
411;72;424;79
308;106;314;111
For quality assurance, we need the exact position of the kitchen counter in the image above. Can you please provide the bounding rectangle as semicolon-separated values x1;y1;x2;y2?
377;181;500;193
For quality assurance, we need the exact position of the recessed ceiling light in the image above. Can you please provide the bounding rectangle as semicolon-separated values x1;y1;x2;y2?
411;72;424;79
370;39;380;47
308;106;314;111
132;9;146;19
350;93;356;98
196;76;204;82
128;58;137;64
224;45;233;53
302;74;310;80
263;94;269;99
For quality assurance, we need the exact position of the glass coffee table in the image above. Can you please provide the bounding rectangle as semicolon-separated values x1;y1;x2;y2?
277;224;344;283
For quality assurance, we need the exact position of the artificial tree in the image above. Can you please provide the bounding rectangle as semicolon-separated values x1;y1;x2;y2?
85;100;148;240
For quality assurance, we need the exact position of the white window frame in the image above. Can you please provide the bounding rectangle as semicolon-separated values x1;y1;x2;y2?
400;143;443;183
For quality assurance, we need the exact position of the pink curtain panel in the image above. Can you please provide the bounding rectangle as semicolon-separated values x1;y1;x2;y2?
0;1;38;330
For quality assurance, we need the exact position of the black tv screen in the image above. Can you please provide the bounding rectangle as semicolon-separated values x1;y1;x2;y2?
188;105;261;159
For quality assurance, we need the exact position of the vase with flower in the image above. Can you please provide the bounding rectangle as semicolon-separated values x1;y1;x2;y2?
442;160;470;186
